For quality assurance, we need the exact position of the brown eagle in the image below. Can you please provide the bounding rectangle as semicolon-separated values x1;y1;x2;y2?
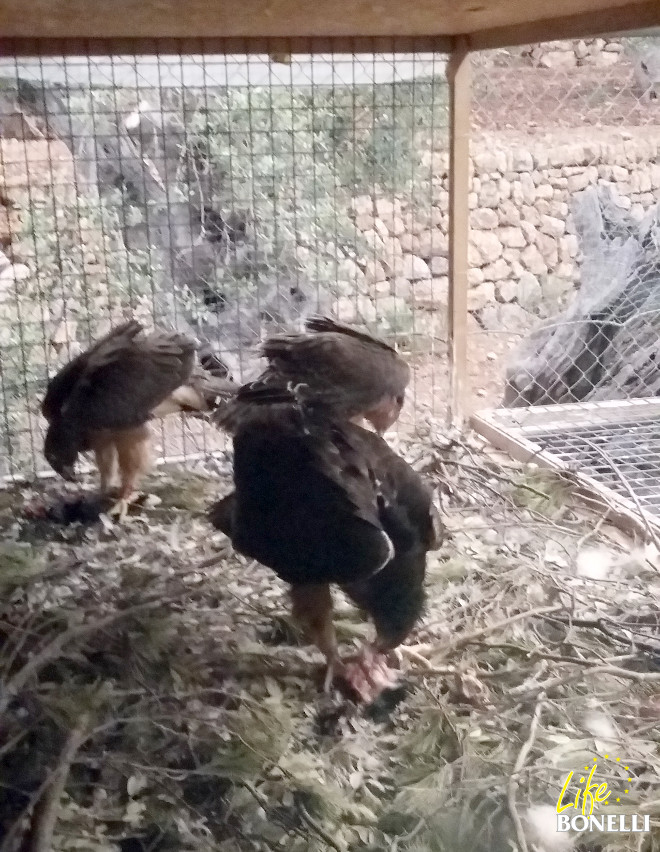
42;320;237;519
237;315;411;435
210;383;441;703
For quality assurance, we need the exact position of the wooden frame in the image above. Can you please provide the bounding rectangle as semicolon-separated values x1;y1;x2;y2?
469;0;660;50
0;36;455;58
447;36;471;428
0;0;658;45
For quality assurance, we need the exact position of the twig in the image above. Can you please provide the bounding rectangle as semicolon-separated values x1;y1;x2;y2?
239;781;306;845
581;437;660;572
0;776;52;852
390;817;426;852
575;512;608;551
440;459;551;501
194;548;231;571
541;612;641;651
1;600;165;714
508;658;660;698
298;804;344;852
639;799;660;812
580;664;660;682
240;780;343;851
507;693;545;852
397;645;435;669
22;713;91;852
419;605;563;658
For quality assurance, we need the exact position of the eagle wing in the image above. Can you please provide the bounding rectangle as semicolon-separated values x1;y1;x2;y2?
304;315;398;352
339;428;442;651
218;384;392;586
222;383;381;526
41;320;143;423
52;324;197;433
357;428;442;553
258;315;410;417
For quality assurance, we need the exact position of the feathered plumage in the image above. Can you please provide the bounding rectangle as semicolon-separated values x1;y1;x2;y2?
43;320;237;518
209;381;441;701
218;315;410;435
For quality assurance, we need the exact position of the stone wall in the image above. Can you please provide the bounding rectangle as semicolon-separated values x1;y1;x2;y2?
520;38;625;69
4;131;660;343
345;129;660;332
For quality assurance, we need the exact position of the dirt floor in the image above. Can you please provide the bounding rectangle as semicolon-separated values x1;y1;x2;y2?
1;426;658;851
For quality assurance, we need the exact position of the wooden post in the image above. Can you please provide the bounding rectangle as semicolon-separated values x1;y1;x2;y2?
447;35;471;428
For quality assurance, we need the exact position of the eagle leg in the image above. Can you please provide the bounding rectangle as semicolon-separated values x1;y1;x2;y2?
290;584;338;693
106;426;151;521
91;433;120;497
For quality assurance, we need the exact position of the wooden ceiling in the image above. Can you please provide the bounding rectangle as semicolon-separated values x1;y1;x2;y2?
0;0;659;50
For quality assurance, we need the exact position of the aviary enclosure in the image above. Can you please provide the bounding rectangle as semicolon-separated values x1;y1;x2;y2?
0;17;659;852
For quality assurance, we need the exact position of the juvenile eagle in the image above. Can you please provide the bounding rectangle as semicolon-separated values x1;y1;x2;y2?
210;383;441;703
42;320;236;519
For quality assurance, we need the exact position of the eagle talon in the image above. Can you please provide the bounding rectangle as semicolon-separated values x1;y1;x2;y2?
339;648;401;704
107;492;141;521
323;661;336;694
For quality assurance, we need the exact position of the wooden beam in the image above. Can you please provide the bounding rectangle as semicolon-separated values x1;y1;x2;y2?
470;0;660;51
447;35;471;429
0;0;651;42
0;36;454;58
0;0;461;40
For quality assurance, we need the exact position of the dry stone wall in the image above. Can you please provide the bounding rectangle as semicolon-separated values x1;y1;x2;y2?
520;38;625;69
345;129;660;333
4;130;660;344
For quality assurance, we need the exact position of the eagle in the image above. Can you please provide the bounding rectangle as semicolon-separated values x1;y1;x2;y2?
209;383;441;703
42;320;237;519
236;315;411;435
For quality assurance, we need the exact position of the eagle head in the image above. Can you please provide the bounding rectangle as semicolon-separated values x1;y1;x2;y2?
44;422;79;482
365;394;406;435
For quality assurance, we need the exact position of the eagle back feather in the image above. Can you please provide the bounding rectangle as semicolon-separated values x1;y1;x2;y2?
44;322;198;435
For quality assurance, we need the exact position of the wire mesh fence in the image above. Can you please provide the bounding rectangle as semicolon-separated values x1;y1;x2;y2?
467;34;660;419
5;35;660;482
0;45;450;479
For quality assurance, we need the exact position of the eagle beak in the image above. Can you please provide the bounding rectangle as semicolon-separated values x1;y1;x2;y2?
60;465;77;482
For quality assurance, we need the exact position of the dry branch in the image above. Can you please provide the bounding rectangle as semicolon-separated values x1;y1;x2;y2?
1;600;165;715
415;604;563;658
507;693;545;852
1;437;657;852
21;714;91;852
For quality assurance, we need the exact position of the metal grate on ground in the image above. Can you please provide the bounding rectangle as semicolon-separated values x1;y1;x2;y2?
471;398;660;536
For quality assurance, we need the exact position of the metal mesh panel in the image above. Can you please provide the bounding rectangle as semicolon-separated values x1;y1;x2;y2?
467;35;660;422
535;419;660;512
476;397;660;526
0;46;450;479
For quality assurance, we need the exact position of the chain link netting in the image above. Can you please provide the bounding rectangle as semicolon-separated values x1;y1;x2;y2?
468;35;660;417
4;36;660;480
